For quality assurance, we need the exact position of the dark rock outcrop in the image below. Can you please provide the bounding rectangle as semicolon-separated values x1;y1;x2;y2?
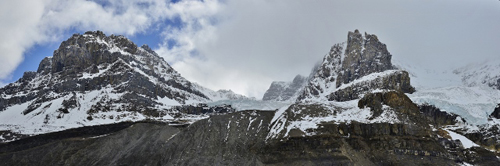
267;91;500;165
358;92;466;129
358;91;421;120
418;104;461;127
336;30;393;87
463;104;500;152
490;104;500;119
465;124;500;152
329;70;415;102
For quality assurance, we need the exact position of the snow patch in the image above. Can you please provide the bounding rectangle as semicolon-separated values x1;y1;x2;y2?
266;105;291;140
445;129;479;149
267;100;402;140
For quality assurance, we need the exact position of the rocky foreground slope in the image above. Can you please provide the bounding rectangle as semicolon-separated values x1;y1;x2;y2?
1;106;499;165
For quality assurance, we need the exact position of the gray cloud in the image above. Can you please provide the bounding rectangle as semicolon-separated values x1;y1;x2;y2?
161;0;500;98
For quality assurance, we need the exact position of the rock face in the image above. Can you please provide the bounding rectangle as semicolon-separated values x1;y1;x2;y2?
0;31;246;135
330;70;414;101
1;31;208;111
296;42;344;102
490;104;500;119
297;30;414;102
465;104;500;152
336;30;393;87
1;108;498;166
465;125;500;153
262;75;307;101
0;121;182;166
418;104;461;127
358;91;422;121
163;110;274;165
0;111;275;166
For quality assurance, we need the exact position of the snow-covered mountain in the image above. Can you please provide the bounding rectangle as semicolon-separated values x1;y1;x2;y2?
2;30;500;165
0;31;247;135
265;30;414;103
265;30;418;138
454;59;500;90
393;58;500;127
263;29;500;129
262;75;308;102
262;30;500;159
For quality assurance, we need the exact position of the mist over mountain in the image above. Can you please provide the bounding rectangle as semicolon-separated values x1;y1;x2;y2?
262;75;308;102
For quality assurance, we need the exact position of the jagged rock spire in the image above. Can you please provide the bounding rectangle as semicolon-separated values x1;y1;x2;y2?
336;30;393;87
297;30;414;102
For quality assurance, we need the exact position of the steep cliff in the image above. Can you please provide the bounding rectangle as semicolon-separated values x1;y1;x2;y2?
297;30;414;102
1;105;497;166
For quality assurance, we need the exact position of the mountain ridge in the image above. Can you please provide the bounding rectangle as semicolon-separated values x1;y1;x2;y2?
0;31;248;136
1;30;500;165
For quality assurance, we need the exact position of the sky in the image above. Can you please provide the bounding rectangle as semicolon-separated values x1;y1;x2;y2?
0;0;499;98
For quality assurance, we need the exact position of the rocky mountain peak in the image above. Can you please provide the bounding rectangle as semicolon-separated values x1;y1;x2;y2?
297;30;413;102
0;31;250;135
262;74;308;102
43;31;151;76
337;30;393;87
291;75;306;84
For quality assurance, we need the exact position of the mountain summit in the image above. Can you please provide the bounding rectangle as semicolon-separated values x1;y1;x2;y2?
0;31;244;135
291;30;414;102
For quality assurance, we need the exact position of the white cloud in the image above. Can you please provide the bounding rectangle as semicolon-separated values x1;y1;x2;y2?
0;0;172;81
2;0;500;99
0;0;45;79
156;0;221;61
